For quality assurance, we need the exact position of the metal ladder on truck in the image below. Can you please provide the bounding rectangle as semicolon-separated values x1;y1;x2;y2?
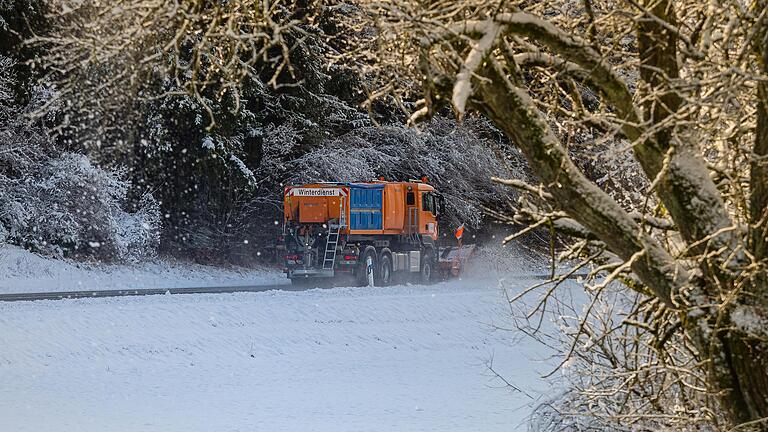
322;196;346;271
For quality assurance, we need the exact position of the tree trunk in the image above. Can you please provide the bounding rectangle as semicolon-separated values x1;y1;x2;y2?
721;332;768;428
751;12;768;262
729;9;768;428
460;9;767;429
635;0;732;251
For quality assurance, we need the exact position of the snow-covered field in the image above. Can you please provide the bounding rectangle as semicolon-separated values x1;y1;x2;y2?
0;245;565;431
0;245;286;293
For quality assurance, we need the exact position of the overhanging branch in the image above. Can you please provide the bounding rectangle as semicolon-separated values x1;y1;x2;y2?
475;58;686;307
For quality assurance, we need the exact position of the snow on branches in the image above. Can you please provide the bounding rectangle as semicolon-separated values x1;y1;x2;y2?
355;0;768;428
31;0;319;137
0;55;12;107
0;55;160;261
451;21;503;118
0;154;161;261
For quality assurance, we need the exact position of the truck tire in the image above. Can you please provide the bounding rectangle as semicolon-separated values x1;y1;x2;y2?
419;251;434;284
355;246;377;287
377;253;393;286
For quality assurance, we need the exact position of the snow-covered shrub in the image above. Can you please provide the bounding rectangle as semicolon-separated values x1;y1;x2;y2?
0;55;160;262
0;153;161;261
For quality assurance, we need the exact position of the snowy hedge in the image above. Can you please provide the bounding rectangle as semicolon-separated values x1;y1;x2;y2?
0;154;161;261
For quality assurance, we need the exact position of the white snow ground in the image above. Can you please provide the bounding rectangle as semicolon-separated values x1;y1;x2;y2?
0;245;286;293
0;245;566;432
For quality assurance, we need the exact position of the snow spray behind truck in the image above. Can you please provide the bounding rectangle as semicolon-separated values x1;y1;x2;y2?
280;179;475;286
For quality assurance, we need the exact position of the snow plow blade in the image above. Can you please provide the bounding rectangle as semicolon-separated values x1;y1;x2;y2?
438;244;476;277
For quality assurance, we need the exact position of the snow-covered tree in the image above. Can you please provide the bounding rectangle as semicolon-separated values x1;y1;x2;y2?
29;1;384;263
123;43;375;262
0;55;160;261
355;0;768;429
29;0;321;142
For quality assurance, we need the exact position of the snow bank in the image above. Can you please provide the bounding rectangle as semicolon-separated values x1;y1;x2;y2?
0;245;286;293
0;277;562;432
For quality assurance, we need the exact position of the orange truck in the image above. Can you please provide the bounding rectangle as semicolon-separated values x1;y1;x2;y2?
281;179;474;285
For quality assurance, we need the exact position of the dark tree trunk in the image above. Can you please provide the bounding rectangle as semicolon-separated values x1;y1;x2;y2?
751;14;768;262
731;9;768;429
722;333;768;427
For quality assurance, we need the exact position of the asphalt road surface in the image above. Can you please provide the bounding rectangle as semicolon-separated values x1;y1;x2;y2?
0;284;295;302
0;273;572;303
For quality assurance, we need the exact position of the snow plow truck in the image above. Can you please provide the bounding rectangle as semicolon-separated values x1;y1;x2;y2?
281;179;474;286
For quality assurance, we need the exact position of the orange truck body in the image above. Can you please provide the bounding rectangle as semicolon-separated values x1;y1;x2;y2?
283;181;439;240
281;180;472;285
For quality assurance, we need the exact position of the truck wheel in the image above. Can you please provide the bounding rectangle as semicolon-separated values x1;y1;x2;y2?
355;246;377;287
419;252;434;284
377;254;393;286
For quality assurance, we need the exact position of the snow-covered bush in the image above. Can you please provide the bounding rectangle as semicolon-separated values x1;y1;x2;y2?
9;154;159;260
0;154;160;261
0;55;160;262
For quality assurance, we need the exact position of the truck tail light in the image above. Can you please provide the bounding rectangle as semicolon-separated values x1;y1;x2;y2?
343;255;357;261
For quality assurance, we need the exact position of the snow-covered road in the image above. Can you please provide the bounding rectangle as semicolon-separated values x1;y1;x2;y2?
0;277;557;432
